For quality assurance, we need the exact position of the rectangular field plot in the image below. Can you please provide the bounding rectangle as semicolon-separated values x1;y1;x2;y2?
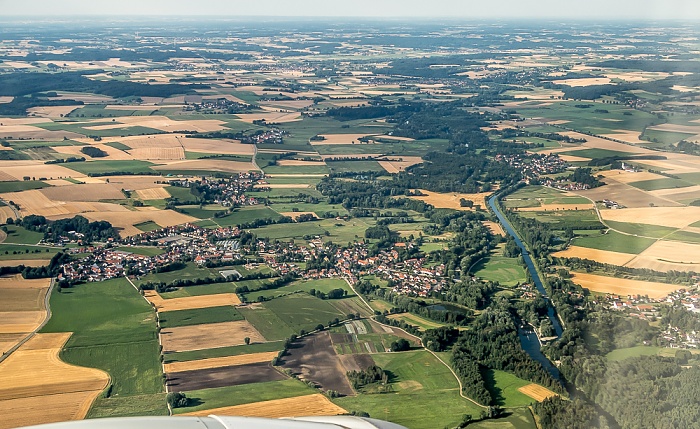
164;341;284;364
571;272;681;299
160;320;266;352
172;378;315;414
264;293;347;333
166;362;286;391
181;393;346;418
238;304;296;341
158;306;243;328
571;231;655;254
164;351;279;373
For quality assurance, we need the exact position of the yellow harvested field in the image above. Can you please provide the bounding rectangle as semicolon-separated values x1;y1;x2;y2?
518;384;557;402
94;176;173;190
558;155;591;162
0;333;109;429
27;105;80;118
40;183;125;202
106;116;229;133
551;77;612;87
144;290;241;312
152;159;257;173
180;138;255;155
235;112;302;123
260;100;315;110
161;320;264;352
128;147;184;160
136;187;171;200
0;311;45;333
378;156;423;173
0;206;15;224
599;170;667;184
483;221;505;237
600;206;700;229
279;211;318;220
180;393;347;418
552;246;636;266
571;272;681;298
276;160;326;166
647;123;700;134
601;130;646;144
0;124;84;141
0;260;51;267
516;203;594;212
625;240;700;273
0;189;129;217
651;184;700;197
407;189;488;210
81;210;197;237
163;351;280;373
311;134;374;145
0;97;13;104
0;391;104;429
105;105;160;111
0;161;85;181
0;334;24;355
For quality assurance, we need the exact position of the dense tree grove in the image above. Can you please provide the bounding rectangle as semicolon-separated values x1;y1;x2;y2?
21;214;117;243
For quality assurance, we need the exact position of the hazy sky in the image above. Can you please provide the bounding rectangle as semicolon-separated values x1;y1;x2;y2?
2;0;700;20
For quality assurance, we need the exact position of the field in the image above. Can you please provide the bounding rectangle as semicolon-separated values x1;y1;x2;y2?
335;350;484;429
143;290;241;312
472;255;528;286
572;231;656;254
0;333;109;429
163;341;284;364
163;351;279;373
158;305;243;328
40;278;164;416
625;240;700;272
0;275;50;353
600;206;700;229
166;362;286;391
517;384;557;402
485;369;538;407
467;408;537;429
570;272;681;298
408;189;489;210
282;331;356;395
160;320;266;352
552;246;636;266
181;393;346;418
387;313;446;331
263;293;347;333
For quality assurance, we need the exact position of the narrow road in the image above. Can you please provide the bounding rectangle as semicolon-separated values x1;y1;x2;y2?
343;277;488;410
0;197;21;220
0;277;55;364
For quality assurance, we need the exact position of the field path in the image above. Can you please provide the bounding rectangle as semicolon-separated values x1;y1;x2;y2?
0;278;54;365
343;278;488;410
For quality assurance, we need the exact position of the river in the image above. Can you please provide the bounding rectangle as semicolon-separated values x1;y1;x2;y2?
487;194;563;381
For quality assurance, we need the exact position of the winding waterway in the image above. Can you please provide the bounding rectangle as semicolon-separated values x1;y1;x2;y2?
487;194;562;381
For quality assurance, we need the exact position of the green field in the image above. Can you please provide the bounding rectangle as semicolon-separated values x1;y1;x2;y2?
173;379;315;414
164;341;284;363
563;148;634;159
159;305;243;328
159;282;240;298
41;278;164;416
606;346;662;361
335;351;483;429
0;180;49;193
176;204;228;219
517;209;602;230
628;178;694;191
666;230;700;244
484;370;536;408
467;408;537;429
327;160;386;173
605;220;678;238
241;278;352;301
1;225;44;244
264;293;347;333
87;393;168;418
214;206;283;226
238;305;296;340
0;244;59;260
472;256;528;286
388;313;446;331
134;262;218;286
134;220;162;232
573;230;656;254
62;160;155;175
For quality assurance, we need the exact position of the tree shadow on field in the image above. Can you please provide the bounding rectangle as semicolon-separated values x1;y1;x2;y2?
482;368;505;407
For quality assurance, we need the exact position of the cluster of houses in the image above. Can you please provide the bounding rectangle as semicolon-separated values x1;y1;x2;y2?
169;172;264;207
495;153;568;183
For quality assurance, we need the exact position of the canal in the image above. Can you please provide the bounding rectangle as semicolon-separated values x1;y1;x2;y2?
487;194;563;381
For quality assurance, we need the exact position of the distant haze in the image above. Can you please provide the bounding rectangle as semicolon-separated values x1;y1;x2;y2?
2;0;700;20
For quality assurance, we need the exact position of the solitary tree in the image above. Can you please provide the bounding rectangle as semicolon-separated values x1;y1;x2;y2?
244;337;251;345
